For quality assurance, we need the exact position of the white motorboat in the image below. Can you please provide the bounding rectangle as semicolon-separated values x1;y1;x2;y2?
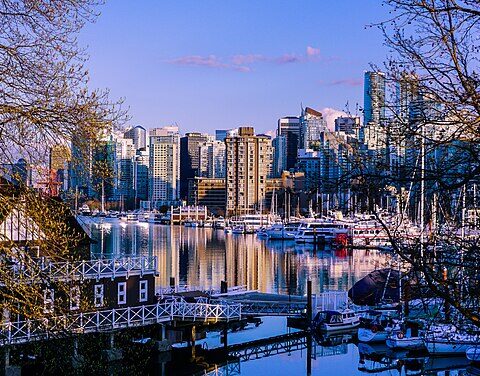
386;320;426;350
266;222;298;240
425;324;480;355
358;311;396;343
224;226;233;234
312;309;360;332
295;219;350;244
147;212;163;224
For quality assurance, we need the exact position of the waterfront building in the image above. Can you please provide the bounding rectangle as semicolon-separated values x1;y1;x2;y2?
188;177;226;215
124;125;147;150
148;126;180;208
300;107;327;149
180;132;209;200
277;116;300;169
225;127;272;217
113;134;136;205
198;140;226;178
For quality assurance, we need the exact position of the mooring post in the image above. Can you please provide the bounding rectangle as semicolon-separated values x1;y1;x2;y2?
191;325;196;359
109;332;115;349
306;333;312;376
307;280;312;327
169;277;175;289
4;347;9;367
443;267;451;322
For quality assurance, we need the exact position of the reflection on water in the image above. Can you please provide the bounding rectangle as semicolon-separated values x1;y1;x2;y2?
90;223;390;295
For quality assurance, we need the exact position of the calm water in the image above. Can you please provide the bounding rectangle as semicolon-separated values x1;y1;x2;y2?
86;221;470;376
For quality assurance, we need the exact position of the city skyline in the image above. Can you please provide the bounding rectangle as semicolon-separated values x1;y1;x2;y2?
79;0;389;134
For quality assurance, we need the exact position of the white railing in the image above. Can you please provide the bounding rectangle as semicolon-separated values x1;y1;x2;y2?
0;300;242;346
156;284;248;298
6;256;157;283
314;291;349;311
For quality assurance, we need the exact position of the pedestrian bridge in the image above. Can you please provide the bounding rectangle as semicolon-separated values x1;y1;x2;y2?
0;301;242;346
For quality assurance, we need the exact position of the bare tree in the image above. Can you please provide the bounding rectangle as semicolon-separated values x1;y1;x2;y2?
361;0;480;326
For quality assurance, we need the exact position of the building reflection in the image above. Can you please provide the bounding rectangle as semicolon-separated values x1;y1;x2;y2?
89;224;390;295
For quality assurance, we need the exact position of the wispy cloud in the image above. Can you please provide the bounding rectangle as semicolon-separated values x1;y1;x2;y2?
167;46;329;72
167;55;250;72
324;78;363;87
306;46;320;57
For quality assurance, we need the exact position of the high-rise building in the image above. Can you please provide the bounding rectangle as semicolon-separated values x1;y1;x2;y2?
113;134;136;203
180;132;209;199
277;117;300;169
363;71;386;126
272;135;286;177
299;107;326;149
133;147;149;204
148;126;180;207
335;116;361;136
225;127;272;217
124;125;147;150
198;140;226;178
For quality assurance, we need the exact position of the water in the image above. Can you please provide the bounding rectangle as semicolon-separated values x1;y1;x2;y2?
89;221;390;296
86;221;470;376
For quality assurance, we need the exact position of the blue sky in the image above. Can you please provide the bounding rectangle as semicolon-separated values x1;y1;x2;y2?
79;1;389;134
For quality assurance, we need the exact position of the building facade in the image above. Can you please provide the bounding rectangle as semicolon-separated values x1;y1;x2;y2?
277;116;300;170
148;127;180;208
225;127;272;217
180;132;209;200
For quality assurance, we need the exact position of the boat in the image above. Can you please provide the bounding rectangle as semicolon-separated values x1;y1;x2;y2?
214;217;226;229
126;213;138;223
425;324;480;355
294;219;350;244
386;320;426;350
224;226;233;234
266;222;298;240
231;225;245;234
255;227;269;238
467;346;480;362
358;311;396;342
312;309;360;332
147;212;163;224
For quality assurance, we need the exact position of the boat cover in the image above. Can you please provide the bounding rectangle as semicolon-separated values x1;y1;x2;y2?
348;268;400;306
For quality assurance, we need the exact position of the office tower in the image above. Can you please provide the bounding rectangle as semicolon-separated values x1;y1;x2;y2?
188;177;226;215
198;140;226;178
299;107;326;149
225;127;272;217
149;126;180;207
180;132;209;199
335;116;361;136
124;125;147;150
272;135;286;177
395;72;419;122
363;71;386;126
113;134;136;204
277;116;300;169
215;130;228;142
133;148;149;203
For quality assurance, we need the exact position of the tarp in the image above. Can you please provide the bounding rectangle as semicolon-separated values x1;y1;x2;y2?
348;268;400;306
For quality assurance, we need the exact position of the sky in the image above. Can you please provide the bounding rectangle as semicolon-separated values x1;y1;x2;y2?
79;1;390;134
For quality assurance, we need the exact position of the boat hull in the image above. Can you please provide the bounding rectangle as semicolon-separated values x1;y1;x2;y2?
358;328;389;342
386;336;425;350
426;340;474;355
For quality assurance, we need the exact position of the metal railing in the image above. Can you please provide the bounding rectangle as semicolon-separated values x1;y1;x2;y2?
0;300;242;346
5;256;157;283
156;285;248;298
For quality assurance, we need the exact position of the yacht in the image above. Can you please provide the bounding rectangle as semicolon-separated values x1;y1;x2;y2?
312;309;360;332
425;324;480;355
386;320;426;350
147;212;163;224
214;217;226;229
294;219;350;244
266;222;298;240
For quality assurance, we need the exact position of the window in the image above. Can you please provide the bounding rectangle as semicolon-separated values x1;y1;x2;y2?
70;286;80;311
94;284;104;307
44;289;54;314
139;280;148;302
118;282;127;305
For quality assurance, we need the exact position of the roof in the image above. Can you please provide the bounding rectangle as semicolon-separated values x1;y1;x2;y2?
305;107;323;117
